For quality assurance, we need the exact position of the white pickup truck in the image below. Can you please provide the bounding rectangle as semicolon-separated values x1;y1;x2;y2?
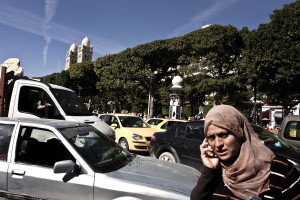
0;66;115;139
0;117;199;199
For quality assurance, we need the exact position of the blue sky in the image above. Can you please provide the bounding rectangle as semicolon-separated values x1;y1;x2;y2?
0;0;295;77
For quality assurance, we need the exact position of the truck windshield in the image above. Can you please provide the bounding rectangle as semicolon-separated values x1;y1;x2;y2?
51;89;92;116
59;125;134;173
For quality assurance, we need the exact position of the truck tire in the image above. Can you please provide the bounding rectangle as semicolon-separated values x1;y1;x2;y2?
119;138;129;151
159;152;176;163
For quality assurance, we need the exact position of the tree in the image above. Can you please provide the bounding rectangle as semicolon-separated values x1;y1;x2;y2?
41;70;72;88
94;39;183;116
181;25;246;108
130;39;184;117
68;61;98;99
94;51;146;113
244;0;300;115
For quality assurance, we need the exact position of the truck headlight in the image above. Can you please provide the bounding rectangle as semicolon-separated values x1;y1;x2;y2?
132;133;143;140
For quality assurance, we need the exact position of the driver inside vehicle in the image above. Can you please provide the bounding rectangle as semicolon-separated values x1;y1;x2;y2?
33;91;52;117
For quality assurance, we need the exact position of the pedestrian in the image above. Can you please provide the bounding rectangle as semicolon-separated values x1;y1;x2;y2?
191;105;300;200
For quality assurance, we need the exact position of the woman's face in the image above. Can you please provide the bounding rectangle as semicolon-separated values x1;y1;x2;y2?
206;124;241;166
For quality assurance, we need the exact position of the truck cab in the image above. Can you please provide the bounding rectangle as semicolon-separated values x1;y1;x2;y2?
279;115;300;148
0;67;115;140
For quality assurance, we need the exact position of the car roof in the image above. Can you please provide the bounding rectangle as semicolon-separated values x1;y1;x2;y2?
101;113;139;117
163;120;204;131
0;117;88;129
283;115;300;121
176;120;205;127
147;118;187;121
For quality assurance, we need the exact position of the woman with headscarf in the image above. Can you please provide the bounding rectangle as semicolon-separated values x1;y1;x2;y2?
191;105;300;200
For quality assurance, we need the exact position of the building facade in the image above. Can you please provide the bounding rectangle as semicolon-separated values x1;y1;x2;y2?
65;36;93;70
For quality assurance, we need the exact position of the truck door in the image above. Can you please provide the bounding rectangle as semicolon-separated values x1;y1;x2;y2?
7;125;94;200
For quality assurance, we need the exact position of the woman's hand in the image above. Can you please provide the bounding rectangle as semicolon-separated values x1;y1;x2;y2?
200;138;219;169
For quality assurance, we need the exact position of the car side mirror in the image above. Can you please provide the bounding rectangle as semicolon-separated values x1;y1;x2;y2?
111;123;118;129
53;160;80;174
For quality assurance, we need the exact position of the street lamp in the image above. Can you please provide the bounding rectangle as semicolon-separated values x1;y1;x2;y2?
147;91;151;119
247;79;257;124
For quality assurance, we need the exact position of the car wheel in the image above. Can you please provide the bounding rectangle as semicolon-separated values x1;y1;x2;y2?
119;138;129;150
159;152;176;163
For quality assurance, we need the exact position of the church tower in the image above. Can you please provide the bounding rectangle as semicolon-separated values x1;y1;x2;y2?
65;43;78;70
77;36;93;63
65;36;93;70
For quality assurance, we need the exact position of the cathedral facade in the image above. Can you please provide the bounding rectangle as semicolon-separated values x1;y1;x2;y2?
65;36;93;70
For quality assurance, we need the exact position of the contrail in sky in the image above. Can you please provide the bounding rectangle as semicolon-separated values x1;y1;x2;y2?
0;2;125;67
43;0;58;68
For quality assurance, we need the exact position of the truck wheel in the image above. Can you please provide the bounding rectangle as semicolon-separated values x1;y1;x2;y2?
119;138;129;151
159;152;176;163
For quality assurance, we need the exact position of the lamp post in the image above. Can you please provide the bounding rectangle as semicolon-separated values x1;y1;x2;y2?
146;68;161;119
147;91;151;119
247;79;257;124
253;81;257;124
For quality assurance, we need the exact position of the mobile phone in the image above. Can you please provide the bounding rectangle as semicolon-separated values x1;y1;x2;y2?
206;145;216;157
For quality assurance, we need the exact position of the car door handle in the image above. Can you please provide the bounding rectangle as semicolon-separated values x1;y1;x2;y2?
178;143;188;148
12;169;25;176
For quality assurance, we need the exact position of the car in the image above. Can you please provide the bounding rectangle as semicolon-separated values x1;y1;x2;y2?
146;118;187;132
251;123;300;170
0;117;200;199
278;115;300;148
149;121;300;172
99;113;157;152
150;121;205;171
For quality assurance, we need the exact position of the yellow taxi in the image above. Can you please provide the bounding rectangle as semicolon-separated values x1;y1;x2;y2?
146;118;187;132
99;113;156;152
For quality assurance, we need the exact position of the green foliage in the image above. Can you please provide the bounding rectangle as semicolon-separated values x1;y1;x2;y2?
181;25;247;107
68;61;98;97
241;0;300;115
41;70;73;89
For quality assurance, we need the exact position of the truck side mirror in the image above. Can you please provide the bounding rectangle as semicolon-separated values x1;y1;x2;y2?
111;123;118;129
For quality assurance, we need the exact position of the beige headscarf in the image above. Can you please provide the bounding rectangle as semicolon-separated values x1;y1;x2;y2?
204;105;275;199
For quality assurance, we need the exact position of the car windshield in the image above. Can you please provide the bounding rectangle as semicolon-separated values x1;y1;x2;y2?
51;88;92;116
59;125;134;173
251;124;290;150
147;119;163;125
119;116;150;128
